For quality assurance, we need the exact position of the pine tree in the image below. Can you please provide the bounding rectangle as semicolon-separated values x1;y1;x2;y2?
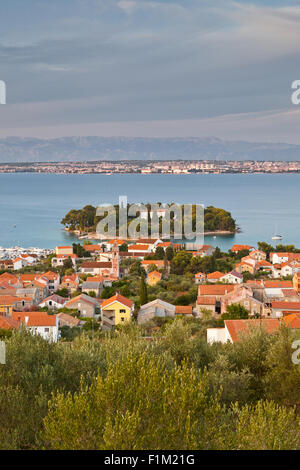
139;273;148;306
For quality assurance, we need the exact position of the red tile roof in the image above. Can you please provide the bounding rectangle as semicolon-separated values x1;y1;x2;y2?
81;262;112;268
272;301;300;310
198;285;235;296
197;296;216;305
231;244;253;252
281;314;300;329
175;305;193;314
101;293;133;309
207;271;224;280
12;312;57;327
128;244;150;251
148;270;162;278
225;319;280;343
0;316;20;330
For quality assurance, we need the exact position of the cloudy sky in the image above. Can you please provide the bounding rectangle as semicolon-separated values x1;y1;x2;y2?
1;0;300;142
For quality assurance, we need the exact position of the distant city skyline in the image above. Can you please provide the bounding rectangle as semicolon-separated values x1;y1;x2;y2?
1;1;300;143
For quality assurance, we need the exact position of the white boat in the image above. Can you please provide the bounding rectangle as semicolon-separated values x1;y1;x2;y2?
272;224;282;241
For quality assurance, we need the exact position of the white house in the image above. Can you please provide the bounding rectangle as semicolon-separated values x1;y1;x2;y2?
270;253;292;265
37;271;60;293
39;294;67;311
220;271;243;284
12;312;59;343
137;299;176;325
13;257;28;270
280;261;300;278
51;254;78;268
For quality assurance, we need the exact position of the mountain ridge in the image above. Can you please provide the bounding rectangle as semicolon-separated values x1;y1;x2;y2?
0;136;299;162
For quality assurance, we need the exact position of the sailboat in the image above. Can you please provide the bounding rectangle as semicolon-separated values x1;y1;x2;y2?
272;225;282;241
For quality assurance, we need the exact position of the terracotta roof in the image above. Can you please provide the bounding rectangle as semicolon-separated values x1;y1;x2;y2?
40;294;66;305
20;274;39;282
0;316;20;330
281;314;300;329
198;285;235;296
37;271;59;281
83;244;101;251
263;281;293;288
197;296;216;305
0;295;20;305
57;313;81;326
86;275;103;283
272;301;300;310
141;260;164;265
65;294;100;308
175;305;193;314
101;293;133;309
0;273;18;283
148;270;162;278
128;244;150;251
207;271;224;280
62;274;78;283
256;260;272;267
225;319;280;343
81;261;112;268
12;312;57;327
231;244;253;252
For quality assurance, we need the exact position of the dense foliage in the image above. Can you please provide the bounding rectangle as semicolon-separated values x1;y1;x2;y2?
0;320;299;450
61;204;236;234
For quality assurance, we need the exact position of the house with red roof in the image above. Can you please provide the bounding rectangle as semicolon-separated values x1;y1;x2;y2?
101;293;134;329
271;301;300;318
39;294;67;311
64;294;101;318
51;253;78;268
37;271;60;293
206;271;224;283
231;244;254;253
12;311;59;342
194;272;206;284
207;318;280;344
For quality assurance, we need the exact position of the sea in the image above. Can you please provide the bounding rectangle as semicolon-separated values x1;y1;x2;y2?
0;172;300;252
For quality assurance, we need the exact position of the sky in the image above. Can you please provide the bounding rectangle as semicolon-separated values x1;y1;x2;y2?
1;0;300;142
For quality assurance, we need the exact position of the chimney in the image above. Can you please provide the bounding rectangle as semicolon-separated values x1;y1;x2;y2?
25;316;29;325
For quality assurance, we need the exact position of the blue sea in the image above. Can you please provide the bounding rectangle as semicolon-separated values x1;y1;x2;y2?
0;172;300;251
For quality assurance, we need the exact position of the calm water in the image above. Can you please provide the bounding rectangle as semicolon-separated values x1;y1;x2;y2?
0;173;300;251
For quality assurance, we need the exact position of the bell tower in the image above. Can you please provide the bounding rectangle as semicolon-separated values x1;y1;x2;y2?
112;241;119;278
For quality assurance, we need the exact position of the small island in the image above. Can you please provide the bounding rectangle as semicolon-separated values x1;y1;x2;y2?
61;204;237;240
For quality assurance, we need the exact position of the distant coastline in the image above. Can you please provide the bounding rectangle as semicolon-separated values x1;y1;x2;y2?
65;228;238;240
1;159;300;175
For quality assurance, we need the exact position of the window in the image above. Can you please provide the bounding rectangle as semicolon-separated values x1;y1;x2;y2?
121;317;125;322
120;309;126;313
44;328;49;332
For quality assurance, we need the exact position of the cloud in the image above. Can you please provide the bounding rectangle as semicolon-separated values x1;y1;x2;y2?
1;1;300;142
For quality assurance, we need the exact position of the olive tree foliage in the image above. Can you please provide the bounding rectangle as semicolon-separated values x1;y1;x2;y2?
0;321;299;450
43;353;226;450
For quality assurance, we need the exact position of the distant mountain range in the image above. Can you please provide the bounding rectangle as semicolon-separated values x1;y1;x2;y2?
0;136;300;162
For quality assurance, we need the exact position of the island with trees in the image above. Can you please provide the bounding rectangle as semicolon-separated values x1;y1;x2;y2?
61;204;237;239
